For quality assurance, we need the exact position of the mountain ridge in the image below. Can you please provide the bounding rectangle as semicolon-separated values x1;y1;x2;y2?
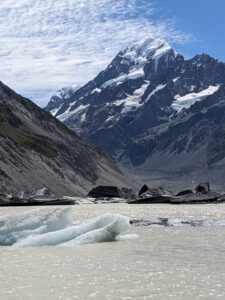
0;81;137;196
45;38;225;187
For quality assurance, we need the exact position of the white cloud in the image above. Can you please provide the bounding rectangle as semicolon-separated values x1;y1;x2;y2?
0;0;191;106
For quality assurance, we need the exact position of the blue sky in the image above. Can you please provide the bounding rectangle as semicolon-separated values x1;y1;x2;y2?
0;0;223;107
153;0;225;61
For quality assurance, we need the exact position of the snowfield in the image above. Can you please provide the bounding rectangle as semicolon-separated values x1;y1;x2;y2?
172;85;220;113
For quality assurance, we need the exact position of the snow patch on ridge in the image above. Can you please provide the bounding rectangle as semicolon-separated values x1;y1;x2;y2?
102;69;145;89
52;86;80;100
51;106;62;117
146;84;166;101
172;85;220;113
91;88;102;94
58;104;90;122
113;81;149;114
173;77;180;83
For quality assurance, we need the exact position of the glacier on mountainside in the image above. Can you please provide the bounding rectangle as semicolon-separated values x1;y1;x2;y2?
0;208;130;248
112;81;149;115
58;103;90;122
172;85;220;113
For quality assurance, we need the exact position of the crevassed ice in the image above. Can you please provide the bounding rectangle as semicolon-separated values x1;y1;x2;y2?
112;81;149;114
0;207;73;246
172;85;220;113
0;208;130;248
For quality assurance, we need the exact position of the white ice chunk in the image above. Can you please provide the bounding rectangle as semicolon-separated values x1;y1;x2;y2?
0;208;73;246
1;209;131;248
61;214;130;246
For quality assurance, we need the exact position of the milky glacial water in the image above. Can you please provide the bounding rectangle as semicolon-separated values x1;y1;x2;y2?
1;204;225;299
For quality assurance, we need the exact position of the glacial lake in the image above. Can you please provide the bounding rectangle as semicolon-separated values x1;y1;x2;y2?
1;204;225;299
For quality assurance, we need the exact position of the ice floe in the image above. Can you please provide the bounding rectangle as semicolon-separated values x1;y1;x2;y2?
0;208;130;248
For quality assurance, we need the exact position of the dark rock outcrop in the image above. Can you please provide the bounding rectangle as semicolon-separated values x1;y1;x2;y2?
88;186;123;198
121;187;136;199
129;185;173;204
138;185;149;196
176;190;194;196
129;182;225;205
138;185;172;197
195;182;210;194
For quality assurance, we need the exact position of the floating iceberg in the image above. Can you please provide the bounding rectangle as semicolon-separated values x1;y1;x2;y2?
0;208;130;247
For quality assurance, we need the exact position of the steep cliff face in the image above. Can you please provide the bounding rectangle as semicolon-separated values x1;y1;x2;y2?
46;38;225;186
0;81;136;196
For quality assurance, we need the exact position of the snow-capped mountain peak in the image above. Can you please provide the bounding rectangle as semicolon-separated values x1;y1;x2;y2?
121;38;173;65
53;86;80;100
45;38;225;186
101;38;176;89
45;85;80;116
46;39;176;127
46;39;225;176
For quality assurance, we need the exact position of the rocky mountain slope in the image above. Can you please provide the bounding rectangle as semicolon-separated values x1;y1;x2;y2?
46;38;225;187
0;81;137;196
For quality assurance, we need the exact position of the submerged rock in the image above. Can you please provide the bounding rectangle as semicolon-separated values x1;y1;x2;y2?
130;217;225;227
0;196;75;206
171;192;220;204
128;195;173;204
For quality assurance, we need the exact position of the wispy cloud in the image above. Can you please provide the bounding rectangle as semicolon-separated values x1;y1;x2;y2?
0;0;192;106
